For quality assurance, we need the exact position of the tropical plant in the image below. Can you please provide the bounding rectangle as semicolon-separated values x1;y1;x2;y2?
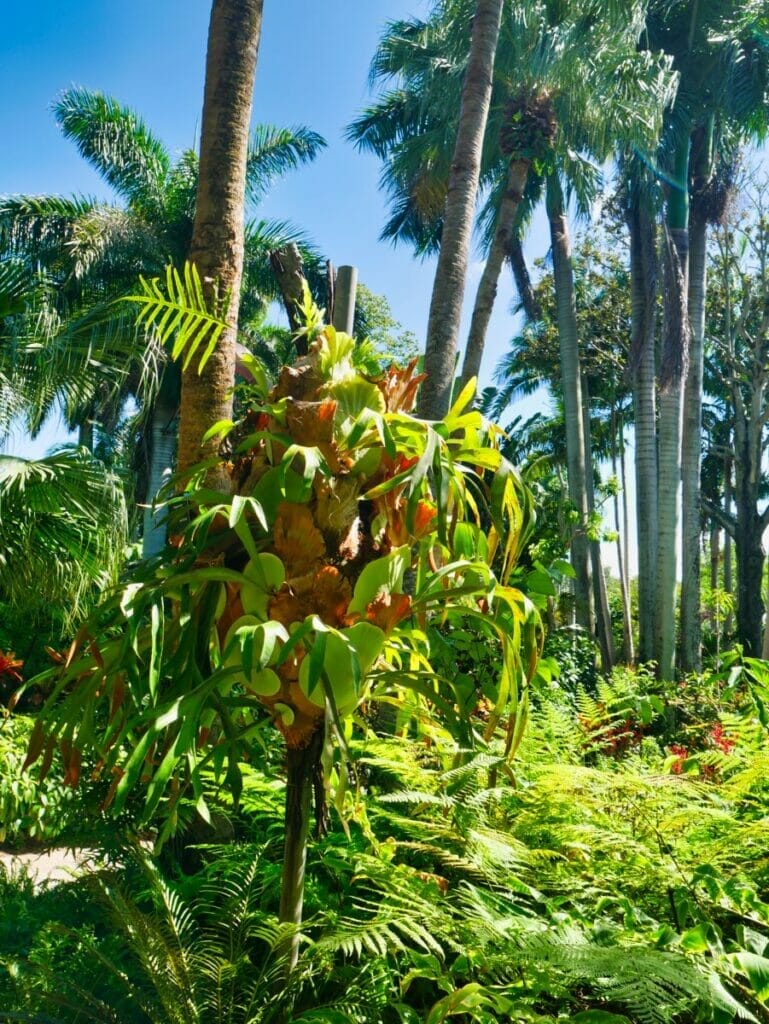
0;448;127;628
18;268;542;978
642;0;769;677
350;0;675;666
0;79;325;551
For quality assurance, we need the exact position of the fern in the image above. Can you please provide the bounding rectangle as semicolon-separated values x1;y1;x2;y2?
123;262;229;372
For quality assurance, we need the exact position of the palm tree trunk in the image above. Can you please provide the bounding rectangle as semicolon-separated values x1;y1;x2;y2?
77;418;94;451
507;231;541;322
612;418;634;663
627;201;658;664
582;379;614;670
619;431;635;662
177;0;263;482
419;0;504;419
459;157;529;391
142;394;177;558
679;211;707;672
655;137;691;680
546;172;593;631
723;455;734;635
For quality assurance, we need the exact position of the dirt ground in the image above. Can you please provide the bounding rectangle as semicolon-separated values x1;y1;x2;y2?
0;847;99;886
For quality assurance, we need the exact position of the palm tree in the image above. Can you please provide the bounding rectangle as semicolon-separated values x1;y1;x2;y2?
0;448;127;628
350;0;674;654
419;0;504;419
0;86;325;550
643;0;769;677
176;0;263;481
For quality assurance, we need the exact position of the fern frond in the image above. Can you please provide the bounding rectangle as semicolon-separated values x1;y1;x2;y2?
123;263;229;373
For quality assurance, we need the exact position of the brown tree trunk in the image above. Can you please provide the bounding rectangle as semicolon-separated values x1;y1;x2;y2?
177;0;263;482
418;0;504;419
459;157;529;392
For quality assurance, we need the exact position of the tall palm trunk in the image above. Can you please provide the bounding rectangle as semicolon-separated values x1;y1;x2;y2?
679;209;707;671
142;391;178;558
419;0;504;419
582;379;614;670
628;202;658;664
177;0;263;482
546;172;593;631
459;157;530;391
655;137;691;680
723;454;734;634
612;413;634;663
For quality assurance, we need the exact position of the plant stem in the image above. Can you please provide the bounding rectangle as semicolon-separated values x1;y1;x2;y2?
279;731;322;973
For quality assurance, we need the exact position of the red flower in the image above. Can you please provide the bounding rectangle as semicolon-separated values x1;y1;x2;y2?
709;723;735;754
0;650;23;684
669;743;689;775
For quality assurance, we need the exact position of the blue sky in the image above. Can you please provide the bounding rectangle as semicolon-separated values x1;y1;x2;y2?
1;0;552;459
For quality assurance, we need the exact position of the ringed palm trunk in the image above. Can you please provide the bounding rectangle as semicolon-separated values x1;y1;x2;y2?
141;389;178;558
679;209;707;672
655;139;691;680
176;0;263;484
628;202;658;664
582;379;614;671
546;172;593;631
612;418;634;664
459;157;530;391
418;0;504;419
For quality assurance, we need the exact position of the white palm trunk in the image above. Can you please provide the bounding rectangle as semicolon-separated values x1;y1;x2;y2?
629;205;658;664
547;173;593;631
679;213;707;672
142;396;177;558
655;226;689;680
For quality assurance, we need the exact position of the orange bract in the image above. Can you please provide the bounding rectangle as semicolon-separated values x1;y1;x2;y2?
272;502;326;575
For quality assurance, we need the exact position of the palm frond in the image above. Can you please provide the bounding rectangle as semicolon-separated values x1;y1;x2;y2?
0;448;127;626
54;87;170;212
246;125;327;205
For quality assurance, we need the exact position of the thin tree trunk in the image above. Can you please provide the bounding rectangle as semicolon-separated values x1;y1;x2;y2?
680;211;707;672
419;0;504;419
628;201;658;664
508;231;541;321
279;739;317;972
547;172;593;631
723;456;734;634
459;157;529;391
619;432;635;662
177;0;263;482
142;393;178;558
709;525;720;593
582;379;614;670
612;419;634;663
